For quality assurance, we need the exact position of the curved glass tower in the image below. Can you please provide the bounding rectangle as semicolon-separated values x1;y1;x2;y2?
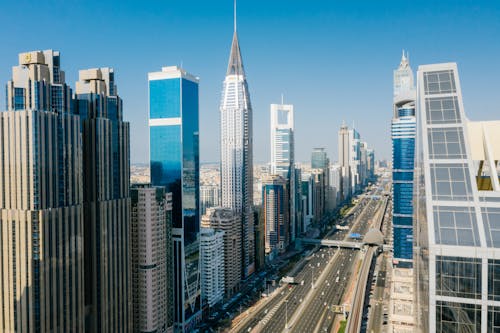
220;13;255;277
392;51;416;267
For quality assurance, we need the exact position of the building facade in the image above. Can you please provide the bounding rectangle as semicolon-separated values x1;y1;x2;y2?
220;20;255;277
75;67;131;332
262;175;289;258
201;208;241;298
200;185;220;216
131;185;173;333
415;62;500;332
270;103;295;241
338;124;352;202
392;51;416;267
200;228;225;308
149;66;201;332
0;50;85;332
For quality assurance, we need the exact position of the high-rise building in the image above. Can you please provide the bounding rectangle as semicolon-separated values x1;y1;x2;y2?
220;11;255;277
270;102;296;241
311;169;326;223
311;148;329;170
301;174;314;230
75;67;132;332
201;208;241;298
262;175;289;259
149;66;201;332
367;149;375;180
338;124;352;202
0;50;85;331
415;62;500;332
350;128;361;192
200;184;220;216
200;228;225;308
130;185;173;333
391;51;416;267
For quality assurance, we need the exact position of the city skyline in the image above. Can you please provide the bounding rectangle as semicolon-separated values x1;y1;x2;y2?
1;1;500;163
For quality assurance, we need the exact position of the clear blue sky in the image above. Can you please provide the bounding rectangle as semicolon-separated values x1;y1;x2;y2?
1;0;499;163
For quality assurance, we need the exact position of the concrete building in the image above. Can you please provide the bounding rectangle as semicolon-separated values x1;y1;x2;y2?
338;124;352;202
220;9;255;278
392;51;416;267
131;185;173;333
200;228;225;308
415;62;500;332
0;50;85;332
149;66;201;332
75;67;131;332
201;208;241;298
262;175;289;258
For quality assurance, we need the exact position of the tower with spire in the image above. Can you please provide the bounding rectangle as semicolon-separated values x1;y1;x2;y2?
391;50;416;268
220;0;255;278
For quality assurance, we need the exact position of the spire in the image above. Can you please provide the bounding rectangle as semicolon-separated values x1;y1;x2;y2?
226;1;245;76
399;49;409;69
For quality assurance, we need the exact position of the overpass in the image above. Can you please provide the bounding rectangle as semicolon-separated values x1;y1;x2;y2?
296;238;363;249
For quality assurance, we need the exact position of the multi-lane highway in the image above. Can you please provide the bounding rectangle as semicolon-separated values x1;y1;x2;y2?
232;181;388;333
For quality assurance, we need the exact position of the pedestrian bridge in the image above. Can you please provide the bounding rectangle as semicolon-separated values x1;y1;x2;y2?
296;238;363;249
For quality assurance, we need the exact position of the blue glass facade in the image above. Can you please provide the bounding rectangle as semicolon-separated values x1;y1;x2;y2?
149;70;200;331
392;109;416;266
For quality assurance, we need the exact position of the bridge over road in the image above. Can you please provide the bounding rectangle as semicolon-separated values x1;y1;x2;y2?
296;238;363;250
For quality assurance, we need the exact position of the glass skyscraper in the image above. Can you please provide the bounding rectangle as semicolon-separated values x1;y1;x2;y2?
75;67;131;333
220;16;255;277
149;66;201;332
0;50;85;331
415;62;500;332
270;103;295;240
392;51;416;267
262;175;289;259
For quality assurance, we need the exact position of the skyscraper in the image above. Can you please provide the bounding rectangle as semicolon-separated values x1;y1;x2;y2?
262;175;289;259
75;68;131;332
149;66;201;332
311;148;329;170
220;8;255;277
130;185;173;332
270;102;296;240
0;50;85;331
338;124;352;201
415;62;500;332
391;51;416;267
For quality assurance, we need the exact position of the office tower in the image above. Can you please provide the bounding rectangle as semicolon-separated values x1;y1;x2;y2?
1;50;85;331
201;208;241;298
149;66;201;331
130;185;173;332
367;149;375;180
414;62;500;332
75;68;131;332
220;10;255;277
293;167;303;235
262;175;289;258
311;148;329;170
359;142;368;186
338;124;352;201
301;174;314;230
200;228;225;308
350;128;362;192
391;51;416;267
311;169;325;223
200;184;220;216
329;164;342;208
270;102;295;241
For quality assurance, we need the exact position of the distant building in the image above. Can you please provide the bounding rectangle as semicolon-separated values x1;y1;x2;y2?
311;147;329;169
200;228;225;308
200;184;220;216
270;102;296;241
414;62;500;333
392;51;416;267
149;66;201;331
201;208;242;298
338;124;352;201
131;185;173;332
301;174;314;230
311;169;326;223
262;175;289;258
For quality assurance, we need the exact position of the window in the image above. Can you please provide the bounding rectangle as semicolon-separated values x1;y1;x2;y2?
436;301;480;333
430;163;472;201
433;206;480;246
482;208;500;248
436;256;481;299
425;97;461;125
428;127;466;159
424;70;456;95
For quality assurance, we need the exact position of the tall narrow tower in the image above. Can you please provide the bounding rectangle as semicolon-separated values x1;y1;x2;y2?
391;51;416;267
220;1;255;277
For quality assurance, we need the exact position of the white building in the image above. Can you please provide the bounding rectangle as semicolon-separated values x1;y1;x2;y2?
338;124;352;201
220;14;255;277
200;228;225;308
270;102;295;241
200;184;220;216
131;185;173;333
